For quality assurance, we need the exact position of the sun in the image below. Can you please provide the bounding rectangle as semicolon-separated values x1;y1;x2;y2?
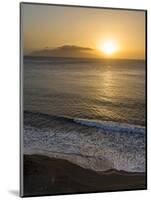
100;40;118;56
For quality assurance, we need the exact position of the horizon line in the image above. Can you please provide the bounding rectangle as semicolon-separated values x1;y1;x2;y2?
24;55;145;62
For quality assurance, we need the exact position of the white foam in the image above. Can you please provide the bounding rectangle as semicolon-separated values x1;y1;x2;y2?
24;117;145;172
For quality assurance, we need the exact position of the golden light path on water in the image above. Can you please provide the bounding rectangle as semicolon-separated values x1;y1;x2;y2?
98;68;117;119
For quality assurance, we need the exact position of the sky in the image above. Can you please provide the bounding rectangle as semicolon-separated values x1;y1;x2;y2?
22;3;146;59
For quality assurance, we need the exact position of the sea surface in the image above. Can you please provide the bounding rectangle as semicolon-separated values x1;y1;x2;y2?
23;56;146;172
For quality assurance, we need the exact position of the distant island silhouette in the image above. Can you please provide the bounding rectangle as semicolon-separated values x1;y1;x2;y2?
29;45;101;58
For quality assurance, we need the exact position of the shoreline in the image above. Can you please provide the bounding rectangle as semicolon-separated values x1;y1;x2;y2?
24;111;145;173
23;154;146;197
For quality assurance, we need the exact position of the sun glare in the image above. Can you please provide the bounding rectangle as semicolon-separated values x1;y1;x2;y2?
100;40;118;56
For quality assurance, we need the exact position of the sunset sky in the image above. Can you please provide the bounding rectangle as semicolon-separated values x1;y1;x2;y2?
22;3;146;59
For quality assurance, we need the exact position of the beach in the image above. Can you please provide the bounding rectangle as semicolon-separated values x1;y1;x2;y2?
23;154;146;196
23;111;146;196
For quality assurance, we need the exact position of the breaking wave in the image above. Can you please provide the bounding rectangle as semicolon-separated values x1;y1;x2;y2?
23;111;146;173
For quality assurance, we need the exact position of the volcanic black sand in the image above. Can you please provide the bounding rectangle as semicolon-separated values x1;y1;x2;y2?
22;154;146;197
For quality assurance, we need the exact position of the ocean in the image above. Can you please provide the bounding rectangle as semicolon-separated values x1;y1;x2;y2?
23;56;146;173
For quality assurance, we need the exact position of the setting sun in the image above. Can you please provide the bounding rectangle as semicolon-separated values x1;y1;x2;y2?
100;40;118;56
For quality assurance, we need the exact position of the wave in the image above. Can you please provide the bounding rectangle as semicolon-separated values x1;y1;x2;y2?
74;118;145;135
23;111;146;173
24;111;145;135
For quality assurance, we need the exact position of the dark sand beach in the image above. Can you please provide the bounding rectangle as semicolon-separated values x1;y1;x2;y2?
23;154;146;197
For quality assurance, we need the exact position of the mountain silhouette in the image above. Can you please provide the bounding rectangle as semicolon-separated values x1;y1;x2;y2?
30;45;100;58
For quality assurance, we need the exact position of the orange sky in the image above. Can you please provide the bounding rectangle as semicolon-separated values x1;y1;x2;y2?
22;3;146;60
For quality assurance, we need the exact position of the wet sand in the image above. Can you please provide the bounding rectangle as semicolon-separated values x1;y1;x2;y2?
23;154;146;197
